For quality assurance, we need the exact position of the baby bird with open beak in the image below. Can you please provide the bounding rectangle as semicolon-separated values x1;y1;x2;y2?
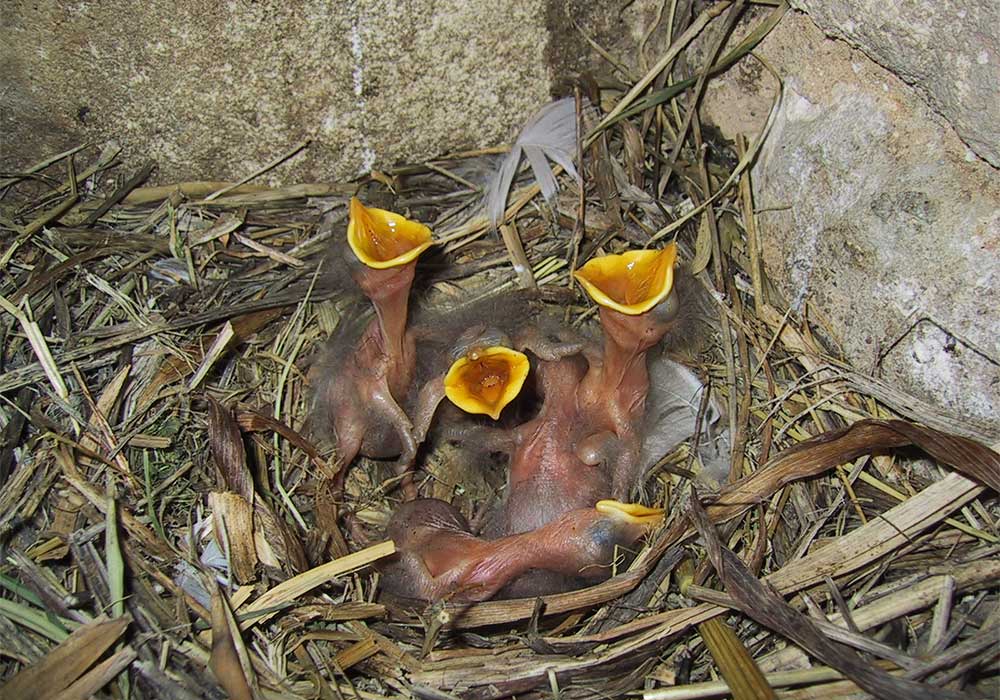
403;316;606;536
573;244;681;499
311;198;432;500
479;354;610;538
380;497;663;602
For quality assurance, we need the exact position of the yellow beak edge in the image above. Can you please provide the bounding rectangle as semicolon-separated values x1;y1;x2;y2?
573;244;677;315
347;197;433;269
596;499;665;526
444;346;530;420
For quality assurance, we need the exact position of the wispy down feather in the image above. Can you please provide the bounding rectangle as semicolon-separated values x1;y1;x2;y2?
486;97;588;231
638;357;731;486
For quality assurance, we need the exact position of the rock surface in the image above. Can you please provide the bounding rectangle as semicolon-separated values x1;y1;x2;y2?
701;11;1000;437
1;0;667;184
789;0;1000;167
2;0;552;182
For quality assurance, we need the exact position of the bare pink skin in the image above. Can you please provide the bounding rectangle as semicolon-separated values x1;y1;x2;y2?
489;355;609;538
576;301;678;499
314;260;421;500
380;498;649;602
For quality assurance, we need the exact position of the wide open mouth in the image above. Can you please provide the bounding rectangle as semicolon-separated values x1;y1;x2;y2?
346;197;433;269
574;243;677;315
444;346;530;420
595;499;665;526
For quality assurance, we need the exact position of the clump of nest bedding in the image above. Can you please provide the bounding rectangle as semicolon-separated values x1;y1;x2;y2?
1;3;999;700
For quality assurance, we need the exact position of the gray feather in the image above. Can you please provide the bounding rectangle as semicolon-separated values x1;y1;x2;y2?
486;143;524;231
639;357;731;485
523;146;559;203
487;97;586;231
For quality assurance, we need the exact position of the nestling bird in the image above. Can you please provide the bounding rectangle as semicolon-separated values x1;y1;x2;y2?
477;354;610;539
311;198;432;500
572;244;682;499
379;497;663;602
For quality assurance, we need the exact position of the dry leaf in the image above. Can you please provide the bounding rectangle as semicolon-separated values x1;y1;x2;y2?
690;213;713;274
209;492;258;584
207;398;255;504
236;408;335;479
0;616;129;700
253;498;308;574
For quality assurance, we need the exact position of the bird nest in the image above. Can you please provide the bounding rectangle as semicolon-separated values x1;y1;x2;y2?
2;4;999;700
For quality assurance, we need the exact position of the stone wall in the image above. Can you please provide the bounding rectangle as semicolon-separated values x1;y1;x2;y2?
2;0;666;183
2;1;553;182
700;9;999;437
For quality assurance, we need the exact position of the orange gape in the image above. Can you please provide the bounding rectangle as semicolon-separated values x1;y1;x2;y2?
574;245;677;315
347;197;432;267
444;346;529;420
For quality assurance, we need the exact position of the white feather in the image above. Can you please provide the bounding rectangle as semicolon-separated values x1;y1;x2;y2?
639;357;731;485
487;97;586;231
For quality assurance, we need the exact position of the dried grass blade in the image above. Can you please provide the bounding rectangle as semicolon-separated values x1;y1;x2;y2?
204;139;310;201
54;645;137;700
240;540;395;629
697;617;776;699
189;212;244;247
333;638;380;671
188;321;236;390
231;230;304;267
642;664;881;700
104;490;126;619
0;295;69;400
133;309;283;408
498;223;535;289
209;586;256;700
81;160;155;226
0;143;89;189
55;448;173;559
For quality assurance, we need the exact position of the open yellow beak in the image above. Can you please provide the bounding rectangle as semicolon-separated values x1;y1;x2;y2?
573;244;677;315
443;346;530;420
595;500;665;526
347;197;433;269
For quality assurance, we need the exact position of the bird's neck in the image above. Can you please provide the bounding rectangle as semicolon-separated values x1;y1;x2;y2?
358;261;416;368
372;287;410;365
598;332;649;396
